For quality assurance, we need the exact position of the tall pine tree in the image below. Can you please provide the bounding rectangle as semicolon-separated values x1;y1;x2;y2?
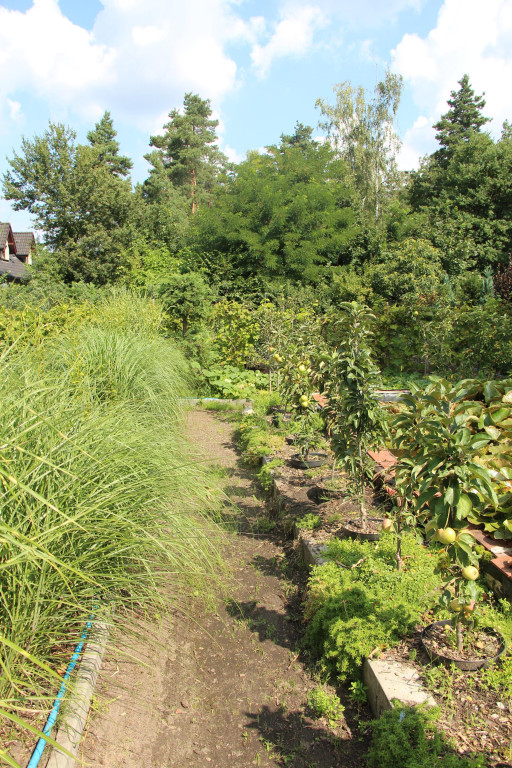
144;93;228;214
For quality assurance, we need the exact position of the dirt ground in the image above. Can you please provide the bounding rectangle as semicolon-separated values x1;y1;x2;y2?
78;410;369;768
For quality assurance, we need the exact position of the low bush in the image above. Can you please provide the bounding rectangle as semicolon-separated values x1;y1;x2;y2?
237;413;285;466
367;706;486;768
303;534;442;681
306;687;345;725
201;364;268;399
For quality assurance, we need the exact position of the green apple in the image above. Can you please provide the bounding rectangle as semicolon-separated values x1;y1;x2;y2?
437;527;457;545
461;566;479;581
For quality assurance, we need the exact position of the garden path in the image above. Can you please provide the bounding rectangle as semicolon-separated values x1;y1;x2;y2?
79;409;366;768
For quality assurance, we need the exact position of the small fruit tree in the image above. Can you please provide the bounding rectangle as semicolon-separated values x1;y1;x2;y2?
391;378;498;652
326;302;386;531
275;347;323;458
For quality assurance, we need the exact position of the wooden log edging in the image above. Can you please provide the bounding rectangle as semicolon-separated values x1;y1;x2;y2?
45;618;110;768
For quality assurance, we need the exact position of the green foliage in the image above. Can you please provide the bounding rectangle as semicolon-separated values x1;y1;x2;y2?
159;271;214;337
212;300;260;366
449;300;512;376
190;128;358;288
257;458;283;492
368;239;446;302
433;74;490;165
87;110;133;178
316;70;402;224
391;376;512;645
367;706;486;768
237;412;285;466
201;364;267;399
0;294;225;766
3;121;133;284
144;92;228;214
297;513;322;531
325;302;385;526
306;687;345;725
304;534;442;681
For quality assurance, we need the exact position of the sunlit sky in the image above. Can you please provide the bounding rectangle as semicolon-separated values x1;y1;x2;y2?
1;0;512;232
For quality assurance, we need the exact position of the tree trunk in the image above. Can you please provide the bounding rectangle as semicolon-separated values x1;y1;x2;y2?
395;519;402;571
190;167;197;214
456;620;464;653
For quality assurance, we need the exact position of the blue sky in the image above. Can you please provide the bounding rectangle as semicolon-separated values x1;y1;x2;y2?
1;0;512;232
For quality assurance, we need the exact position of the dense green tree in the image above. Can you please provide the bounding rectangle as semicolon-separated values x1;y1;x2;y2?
316;71;403;224
3;122;133;284
433;74;490;166
408;130;512;273
158;272;214;337
87;111;133;177
190;124;359;292
144;93;228;214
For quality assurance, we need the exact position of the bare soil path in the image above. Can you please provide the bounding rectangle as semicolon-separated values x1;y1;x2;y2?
80;410;367;768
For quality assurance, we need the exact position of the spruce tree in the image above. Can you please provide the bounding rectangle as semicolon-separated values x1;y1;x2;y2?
87;111;132;178
433;74;490;164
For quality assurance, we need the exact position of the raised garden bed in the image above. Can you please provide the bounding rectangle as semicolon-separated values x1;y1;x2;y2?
262;440;512;766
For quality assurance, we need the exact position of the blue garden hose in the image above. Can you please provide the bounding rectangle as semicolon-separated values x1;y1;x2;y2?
26;614;95;768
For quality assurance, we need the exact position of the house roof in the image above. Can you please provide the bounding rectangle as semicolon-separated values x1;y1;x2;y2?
0;255;27;280
0;223;15;248
13;232;35;256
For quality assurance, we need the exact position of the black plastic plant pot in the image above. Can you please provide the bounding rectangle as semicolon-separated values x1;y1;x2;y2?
271;412;293;427
309;485;345;504
421;619;506;671
289;452;329;469
340;517;384;541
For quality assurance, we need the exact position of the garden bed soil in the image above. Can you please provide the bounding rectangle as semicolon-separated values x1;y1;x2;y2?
340;517;384;540
381;630;512;765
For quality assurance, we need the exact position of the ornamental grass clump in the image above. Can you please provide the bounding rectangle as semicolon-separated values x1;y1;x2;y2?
0;305;225;766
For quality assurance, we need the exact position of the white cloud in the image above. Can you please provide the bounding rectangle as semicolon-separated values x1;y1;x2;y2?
0;0;115;102
397;115;432;170
289;0;426;28
0;0;255;128
131;25;166;47
250;6;326;78
392;0;512;159
6;99;22;122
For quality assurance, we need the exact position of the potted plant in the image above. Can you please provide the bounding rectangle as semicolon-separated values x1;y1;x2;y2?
392;378;505;665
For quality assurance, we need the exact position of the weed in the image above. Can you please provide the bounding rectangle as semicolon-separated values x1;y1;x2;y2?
367;706;486;768
297;513;322;531
307;687;345;726
348;680;367;704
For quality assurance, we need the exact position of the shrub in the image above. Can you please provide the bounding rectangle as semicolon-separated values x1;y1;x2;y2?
367;706;486;768
306;687;345;725
303;534;442;681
